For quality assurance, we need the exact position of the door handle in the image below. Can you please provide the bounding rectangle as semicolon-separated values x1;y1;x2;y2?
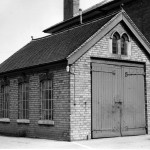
115;101;122;105
115;101;123;109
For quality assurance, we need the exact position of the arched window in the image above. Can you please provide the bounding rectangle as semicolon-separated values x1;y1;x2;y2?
121;34;129;55
112;32;120;54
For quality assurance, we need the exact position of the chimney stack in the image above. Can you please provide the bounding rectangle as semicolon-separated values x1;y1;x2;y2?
64;0;80;21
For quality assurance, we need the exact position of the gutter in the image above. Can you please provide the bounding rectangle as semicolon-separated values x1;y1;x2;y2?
0;59;67;78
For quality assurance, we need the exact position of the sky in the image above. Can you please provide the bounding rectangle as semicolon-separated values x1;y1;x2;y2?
0;0;103;63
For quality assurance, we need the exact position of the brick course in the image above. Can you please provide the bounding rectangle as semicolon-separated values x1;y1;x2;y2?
0;67;70;141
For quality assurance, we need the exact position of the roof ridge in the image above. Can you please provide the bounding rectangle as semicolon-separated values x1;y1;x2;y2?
43;0;114;33
32;11;119;42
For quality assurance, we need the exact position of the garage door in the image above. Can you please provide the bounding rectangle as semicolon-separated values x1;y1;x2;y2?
92;61;146;138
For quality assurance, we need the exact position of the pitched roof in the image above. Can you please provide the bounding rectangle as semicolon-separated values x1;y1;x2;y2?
0;13;116;74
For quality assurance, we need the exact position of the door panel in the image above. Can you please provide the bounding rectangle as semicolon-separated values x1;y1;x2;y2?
92;63;121;138
121;67;146;136
92;62;146;139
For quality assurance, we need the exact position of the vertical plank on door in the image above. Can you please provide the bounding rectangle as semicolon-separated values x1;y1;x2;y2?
122;66;146;136
92;63;120;138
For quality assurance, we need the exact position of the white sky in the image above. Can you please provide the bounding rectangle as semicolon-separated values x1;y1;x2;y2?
0;0;102;63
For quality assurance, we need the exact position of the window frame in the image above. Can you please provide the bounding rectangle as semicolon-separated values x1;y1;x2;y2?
40;77;53;122
0;84;10;119
18;82;29;120
110;31;130;56
121;33;129;56
112;32;120;55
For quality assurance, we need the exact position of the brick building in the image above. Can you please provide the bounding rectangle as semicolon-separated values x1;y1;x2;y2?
0;0;150;141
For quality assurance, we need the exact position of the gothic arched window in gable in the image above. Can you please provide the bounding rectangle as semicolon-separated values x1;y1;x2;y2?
121;33;129;55
112;32;120;54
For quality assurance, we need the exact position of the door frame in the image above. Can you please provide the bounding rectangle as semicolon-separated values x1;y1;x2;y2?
91;57;147;139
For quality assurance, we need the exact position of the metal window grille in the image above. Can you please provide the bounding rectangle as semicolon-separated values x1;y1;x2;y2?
40;80;53;120
0;86;9;118
18;83;29;119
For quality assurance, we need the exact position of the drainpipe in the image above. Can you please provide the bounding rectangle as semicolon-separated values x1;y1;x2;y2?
66;65;76;106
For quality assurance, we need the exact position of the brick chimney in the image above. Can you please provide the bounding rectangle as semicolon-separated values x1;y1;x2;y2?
64;0;80;21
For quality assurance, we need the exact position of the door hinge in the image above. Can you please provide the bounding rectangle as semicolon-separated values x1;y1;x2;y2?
91;70;116;75
125;72;145;77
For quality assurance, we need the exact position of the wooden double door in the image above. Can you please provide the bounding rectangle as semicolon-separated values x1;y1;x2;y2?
92;61;146;138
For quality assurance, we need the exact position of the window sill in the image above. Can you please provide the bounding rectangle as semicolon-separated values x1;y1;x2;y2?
0;118;10;123
111;54;129;58
38;120;54;125
111;53;121;57
17;119;30;124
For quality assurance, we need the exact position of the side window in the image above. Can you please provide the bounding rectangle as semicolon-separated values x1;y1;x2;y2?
40;79;53;120
0;85;10;119
121;33;129;55
18;82;29;119
112;32;120;54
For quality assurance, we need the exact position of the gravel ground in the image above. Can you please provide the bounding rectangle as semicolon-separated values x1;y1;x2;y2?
0;135;150;149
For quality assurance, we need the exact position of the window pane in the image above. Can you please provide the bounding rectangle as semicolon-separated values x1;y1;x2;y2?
46;100;49;109
49;99;52;110
26;84;29;92
45;110;49;120
42;100;46;110
121;34;129;55
49;109;52;120
121;37;124;54
42;110;46;120
48;81;52;90
42;91;46;100
45;90;49;99
112;33;119;54
23;92;26;100
49;90;52;99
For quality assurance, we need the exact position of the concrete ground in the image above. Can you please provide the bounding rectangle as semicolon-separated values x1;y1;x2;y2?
0;135;150;149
